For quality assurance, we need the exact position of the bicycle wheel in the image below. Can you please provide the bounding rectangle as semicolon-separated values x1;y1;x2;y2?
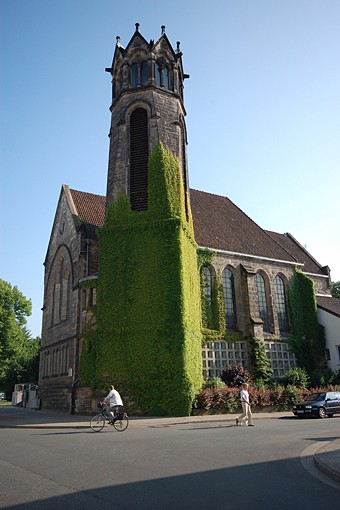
90;413;106;432
113;415;129;432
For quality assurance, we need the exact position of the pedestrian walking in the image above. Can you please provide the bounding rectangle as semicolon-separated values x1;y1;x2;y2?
236;383;254;426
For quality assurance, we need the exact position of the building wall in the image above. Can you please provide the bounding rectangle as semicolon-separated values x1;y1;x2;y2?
317;308;340;372
39;191;84;410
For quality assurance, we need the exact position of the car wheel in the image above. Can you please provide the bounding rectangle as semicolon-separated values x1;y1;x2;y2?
297;415;304;419
318;407;326;419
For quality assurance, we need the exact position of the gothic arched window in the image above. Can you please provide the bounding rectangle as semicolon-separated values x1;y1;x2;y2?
130;107;148;211
256;273;270;332
274;276;289;334
222;268;237;330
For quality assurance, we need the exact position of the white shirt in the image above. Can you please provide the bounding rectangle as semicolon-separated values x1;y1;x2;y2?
240;389;249;404
105;388;123;407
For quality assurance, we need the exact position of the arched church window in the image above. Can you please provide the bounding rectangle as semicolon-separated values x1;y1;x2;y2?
130;107;148;211
222;268;237;330
256;273;269;332
274;276;289;334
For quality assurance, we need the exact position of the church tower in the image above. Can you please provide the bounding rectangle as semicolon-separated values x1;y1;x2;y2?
79;25;203;416
105;23;190;213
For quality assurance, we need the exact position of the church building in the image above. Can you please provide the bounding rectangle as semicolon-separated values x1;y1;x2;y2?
38;25;336;414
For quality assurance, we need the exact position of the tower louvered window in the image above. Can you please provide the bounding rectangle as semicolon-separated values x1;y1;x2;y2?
130;107;148;211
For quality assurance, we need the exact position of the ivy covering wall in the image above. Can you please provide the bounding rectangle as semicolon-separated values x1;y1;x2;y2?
79;143;203;416
288;268;326;373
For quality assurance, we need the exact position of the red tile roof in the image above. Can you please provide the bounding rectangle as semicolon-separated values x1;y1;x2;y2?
70;189;106;227
317;296;340;318
190;189;296;262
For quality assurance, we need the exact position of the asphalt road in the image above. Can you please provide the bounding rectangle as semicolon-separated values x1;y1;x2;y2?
1;415;340;509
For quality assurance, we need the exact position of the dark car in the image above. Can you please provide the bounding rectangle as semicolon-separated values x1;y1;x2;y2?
293;391;340;419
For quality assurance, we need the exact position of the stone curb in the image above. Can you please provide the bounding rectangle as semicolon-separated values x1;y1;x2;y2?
313;441;340;484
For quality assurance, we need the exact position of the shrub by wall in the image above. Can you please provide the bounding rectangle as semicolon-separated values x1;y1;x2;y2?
194;384;340;413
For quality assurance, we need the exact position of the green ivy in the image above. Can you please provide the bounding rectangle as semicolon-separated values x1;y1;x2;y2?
249;337;273;382
197;249;228;343
79;143;203;416
287;268;326;373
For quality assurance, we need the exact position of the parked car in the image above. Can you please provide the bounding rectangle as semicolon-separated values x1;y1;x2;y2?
0;392;6;401
293;391;340;419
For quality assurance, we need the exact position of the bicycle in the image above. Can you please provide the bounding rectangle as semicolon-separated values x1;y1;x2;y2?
90;402;129;432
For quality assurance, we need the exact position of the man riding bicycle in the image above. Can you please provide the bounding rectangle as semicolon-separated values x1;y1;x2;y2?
104;384;123;421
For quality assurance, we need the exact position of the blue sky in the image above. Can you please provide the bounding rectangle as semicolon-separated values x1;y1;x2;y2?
1;0;339;338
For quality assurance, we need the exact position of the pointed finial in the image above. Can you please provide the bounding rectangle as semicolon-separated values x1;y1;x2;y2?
161;25;166;34
116;36;121;46
135;23;140;32
176;41;181;53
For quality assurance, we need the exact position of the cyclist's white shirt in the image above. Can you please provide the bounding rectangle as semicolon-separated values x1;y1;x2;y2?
105;389;123;407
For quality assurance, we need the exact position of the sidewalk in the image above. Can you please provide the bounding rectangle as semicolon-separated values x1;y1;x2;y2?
1;405;339;484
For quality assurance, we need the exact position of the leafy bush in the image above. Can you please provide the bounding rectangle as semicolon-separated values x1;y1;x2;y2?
283;367;310;388
194;386;239;412
279;384;301;410
309;368;340;388
249;337;273;383
203;377;225;389
249;386;272;407
220;364;252;387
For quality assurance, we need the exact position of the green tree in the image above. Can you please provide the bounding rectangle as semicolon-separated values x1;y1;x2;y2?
0;279;40;397
331;281;340;299
249;337;273;383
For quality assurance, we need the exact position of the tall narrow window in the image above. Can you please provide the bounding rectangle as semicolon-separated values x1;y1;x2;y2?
256;273;269;332
156;64;162;87
201;266;212;329
162;67;169;89
202;267;212;304
140;62;148;85
222;268;237;330
130;108;148;211
131;63;138;88
274;276;289;334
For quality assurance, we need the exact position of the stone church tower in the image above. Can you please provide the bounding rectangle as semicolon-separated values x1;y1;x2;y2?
78;24;203;416
105;23;190;213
